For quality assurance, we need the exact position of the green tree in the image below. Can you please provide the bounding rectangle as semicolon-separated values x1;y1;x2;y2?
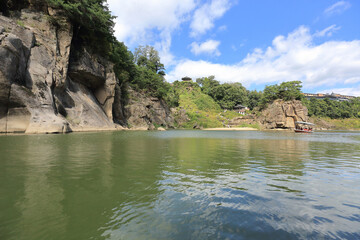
247;90;262;110
133;45;165;75
109;41;136;84
259;81;303;109
196;76;219;96
278;81;302;101
304;97;360;119
196;76;248;109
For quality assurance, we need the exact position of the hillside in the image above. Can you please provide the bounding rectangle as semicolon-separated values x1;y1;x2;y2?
172;81;252;129
309;117;360;131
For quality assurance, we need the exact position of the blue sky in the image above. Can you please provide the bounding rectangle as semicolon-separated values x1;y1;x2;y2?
108;0;360;96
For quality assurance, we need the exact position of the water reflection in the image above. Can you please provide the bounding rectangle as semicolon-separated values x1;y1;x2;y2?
0;131;360;239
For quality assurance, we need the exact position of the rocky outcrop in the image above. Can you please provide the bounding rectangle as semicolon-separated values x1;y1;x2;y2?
171;107;190;127
0;9;177;134
123;88;174;130
0;9;120;133
68;48;106;89
259;100;308;129
0;9;72;133
58;48;117;131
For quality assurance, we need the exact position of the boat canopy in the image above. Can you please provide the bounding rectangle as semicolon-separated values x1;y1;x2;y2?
295;121;315;125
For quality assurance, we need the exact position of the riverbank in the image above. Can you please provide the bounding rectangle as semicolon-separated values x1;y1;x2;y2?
310;117;360;131
203;127;258;131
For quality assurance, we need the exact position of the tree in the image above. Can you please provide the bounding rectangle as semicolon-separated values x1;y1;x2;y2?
304;97;360;119
196;76;248;109
196;76;219;96
259;81;303;109
109;41;136;84
278;81;302;101
247;90;262;110
133;45;165;74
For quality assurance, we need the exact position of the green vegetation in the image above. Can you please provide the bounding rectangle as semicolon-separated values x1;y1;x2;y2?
173;81;241;128
304;97;360;119
311;116;360;130
174;81;222;128
259;81;302;109
130;45;174;102
133;45;165;76
247;90;262;110
194;77;304;112
16;20;25;27
196;76;248;109
330;118;360;130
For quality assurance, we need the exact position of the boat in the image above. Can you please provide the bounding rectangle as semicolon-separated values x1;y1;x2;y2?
294;121;315;133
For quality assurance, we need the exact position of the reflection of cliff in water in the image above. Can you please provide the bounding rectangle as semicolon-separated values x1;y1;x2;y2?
0;132;166;240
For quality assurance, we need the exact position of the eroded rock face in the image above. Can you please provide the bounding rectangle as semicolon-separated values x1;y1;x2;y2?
122;88;174;130
260;100;309;129
54;80;116;132
0;9;73;133
68;48;106;89
0;10;117;133
0;9;174;133
66;48;116;122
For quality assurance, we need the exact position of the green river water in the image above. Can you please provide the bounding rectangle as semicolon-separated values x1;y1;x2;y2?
0;130;360;240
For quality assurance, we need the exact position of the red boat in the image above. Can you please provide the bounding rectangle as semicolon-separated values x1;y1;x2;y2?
294;121;315;133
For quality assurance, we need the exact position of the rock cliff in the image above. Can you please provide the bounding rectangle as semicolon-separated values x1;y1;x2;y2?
0;9;173;134
124;88;174;130
228;100;309;130
259;100;309;129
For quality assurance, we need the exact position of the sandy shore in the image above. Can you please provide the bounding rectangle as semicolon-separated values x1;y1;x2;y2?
203;127;258;131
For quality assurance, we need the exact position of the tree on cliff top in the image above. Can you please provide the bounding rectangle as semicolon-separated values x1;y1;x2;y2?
259;81;303;109
133;45;165;75
130;45;178;103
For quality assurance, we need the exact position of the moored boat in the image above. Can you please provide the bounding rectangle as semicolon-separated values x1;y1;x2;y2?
294;121;315;133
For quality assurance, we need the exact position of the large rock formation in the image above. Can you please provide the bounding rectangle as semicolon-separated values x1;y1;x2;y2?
56;47;117;132
0;9;72;133
259;100;309;129
0;9;174;134
228;100;309;130
123;88;174;130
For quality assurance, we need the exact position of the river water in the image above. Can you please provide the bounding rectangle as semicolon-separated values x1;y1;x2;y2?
0;130;360;240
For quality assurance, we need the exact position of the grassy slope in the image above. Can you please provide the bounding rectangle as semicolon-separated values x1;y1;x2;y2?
310;116;360;130
174;82;245;128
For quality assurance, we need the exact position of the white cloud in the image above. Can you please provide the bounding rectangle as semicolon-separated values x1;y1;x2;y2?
109;0;196;44
324;1;351;16
167;26;360;92
107;1;234;66
218;25;227;32
108;0;197;66
190;0;232;37
190;40;221;56
314;25;341;37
